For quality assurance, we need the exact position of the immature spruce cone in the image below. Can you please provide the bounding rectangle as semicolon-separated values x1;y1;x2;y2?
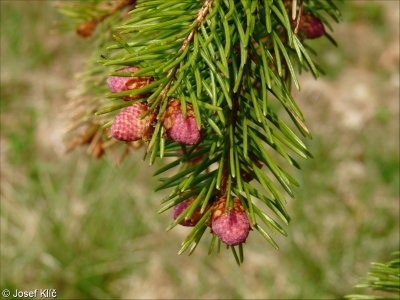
107;66;152;100
110;103;154;142
211;197;250;246
173;197;202;227
163;99;201;145
298;13;325;39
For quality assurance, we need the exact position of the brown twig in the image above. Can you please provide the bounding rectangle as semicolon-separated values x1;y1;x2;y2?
156;0;214;118
294;0;304;35
179;0;213;52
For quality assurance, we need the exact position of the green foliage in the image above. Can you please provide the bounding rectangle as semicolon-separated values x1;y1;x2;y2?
57;0;341;261
2;2;399;297
346;252;400;300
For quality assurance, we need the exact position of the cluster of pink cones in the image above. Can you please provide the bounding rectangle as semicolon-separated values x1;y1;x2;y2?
107;67;201;145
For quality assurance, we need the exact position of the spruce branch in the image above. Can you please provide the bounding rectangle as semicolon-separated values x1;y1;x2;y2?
346;252;400;300
59;0;144;164
56;0;136;38
59;0;341;263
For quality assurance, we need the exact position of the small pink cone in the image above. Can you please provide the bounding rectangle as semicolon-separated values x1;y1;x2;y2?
110;104;151;142
173;201;197;227
299;14;325;39
163;99;201;145
211;197;250;246
107;67;152;100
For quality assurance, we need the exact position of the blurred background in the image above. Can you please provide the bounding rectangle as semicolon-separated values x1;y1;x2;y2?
1;1;398;299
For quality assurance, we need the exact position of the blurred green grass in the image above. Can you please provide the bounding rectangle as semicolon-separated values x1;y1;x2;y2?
1;1;399;299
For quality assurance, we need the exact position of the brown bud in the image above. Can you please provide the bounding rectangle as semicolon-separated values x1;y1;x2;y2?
241;158;264;182
76;21;96;38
